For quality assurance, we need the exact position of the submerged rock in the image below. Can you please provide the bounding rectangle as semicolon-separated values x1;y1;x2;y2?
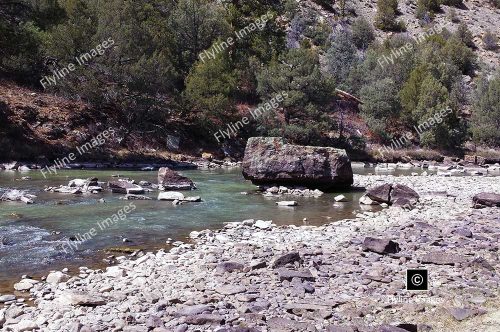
108;180;144;194
276;201;298;206
242;137;353;190
158;167;196;190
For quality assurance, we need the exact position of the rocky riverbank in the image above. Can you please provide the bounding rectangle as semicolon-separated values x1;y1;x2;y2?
1;175;500;332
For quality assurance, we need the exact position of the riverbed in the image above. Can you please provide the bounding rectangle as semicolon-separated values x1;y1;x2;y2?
0;165;496;292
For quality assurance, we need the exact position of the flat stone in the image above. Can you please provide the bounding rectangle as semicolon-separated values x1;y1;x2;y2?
13;278;38;291
242;137;353;190
272;252;302;268
215;285;247;295
175;304;214;317
267;317;317;331
158;192;185;201
276;268;315;281
420;252;468;265
216;261;245;274
276;201;298;206
363;237;401;255
473;192;500;207
254;220;273;229
10;320;38;332
59;292;106;306
0;295;16;303
448;307;484;321
184;314;224;325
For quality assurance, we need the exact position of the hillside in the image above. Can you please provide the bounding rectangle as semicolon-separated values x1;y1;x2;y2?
0;0;498;162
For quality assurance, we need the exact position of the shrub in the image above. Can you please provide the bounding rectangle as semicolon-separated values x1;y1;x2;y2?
375;0;404;31
441;0;463;7
489;0;500;8
447;8;460;23
326;30;359;88
471;75;500;146
455;23;474;48
416;0;441;19
483;30;498;51
352;17;375;50
441;36;476;74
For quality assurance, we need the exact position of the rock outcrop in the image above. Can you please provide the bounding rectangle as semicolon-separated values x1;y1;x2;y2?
242;137;353;190
158;167;196;190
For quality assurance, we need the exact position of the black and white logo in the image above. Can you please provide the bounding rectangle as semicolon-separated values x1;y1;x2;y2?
406;269;428;291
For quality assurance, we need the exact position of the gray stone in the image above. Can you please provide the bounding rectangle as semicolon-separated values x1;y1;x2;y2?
59;292;107;306
473;192;500;207
184;314;224;325
367;184;392;203
175;305;214;317
276;268;315;281
158;167;196;190
215;285;246;295
420;252;468;265
242;137;353;190
272;252;302;268
216;261;245;274
363;237;401;254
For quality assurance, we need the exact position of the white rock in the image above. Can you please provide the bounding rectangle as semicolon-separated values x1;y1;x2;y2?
158;192;185;201
46;271;70;285
0;295;16;303
105;266;126;278
334;195;348;202
11;320;38;332
359;195;379;205
276;201;298;206
182;196;202;202
254;220;273;229
20;196;34;204
68;179;87;187
13;278;38;291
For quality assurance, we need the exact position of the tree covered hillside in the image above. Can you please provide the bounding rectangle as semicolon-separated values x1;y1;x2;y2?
0;0;499;158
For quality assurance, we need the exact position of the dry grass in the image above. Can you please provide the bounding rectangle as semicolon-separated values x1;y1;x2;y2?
367;146;445;162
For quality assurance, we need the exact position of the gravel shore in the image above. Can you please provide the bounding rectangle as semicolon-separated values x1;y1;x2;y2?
1;174;500;332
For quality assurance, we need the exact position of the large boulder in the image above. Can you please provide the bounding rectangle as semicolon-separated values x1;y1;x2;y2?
242;137;353;190
366;183;392;203
473;192;500;207
158;167;196;190
363;183;419;207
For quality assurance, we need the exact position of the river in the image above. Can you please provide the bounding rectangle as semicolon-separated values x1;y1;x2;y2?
0;165;494;293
